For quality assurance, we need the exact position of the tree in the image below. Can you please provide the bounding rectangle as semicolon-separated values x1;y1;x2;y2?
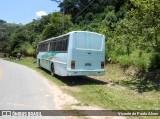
127;0;160;52
42;12;72;39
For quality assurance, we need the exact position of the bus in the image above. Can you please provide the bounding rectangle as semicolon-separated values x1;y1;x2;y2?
37;31;105;76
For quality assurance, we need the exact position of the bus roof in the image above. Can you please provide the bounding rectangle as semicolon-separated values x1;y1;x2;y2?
38;31;104;44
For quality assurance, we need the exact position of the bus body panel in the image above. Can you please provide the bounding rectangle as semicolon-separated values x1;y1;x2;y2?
66;31;105;76
37;31;105;76
51;53;68;76
37;52;68;76
67;70;105;76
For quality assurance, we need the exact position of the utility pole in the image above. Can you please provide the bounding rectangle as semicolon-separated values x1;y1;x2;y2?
52;0;64;34
62;2;65;34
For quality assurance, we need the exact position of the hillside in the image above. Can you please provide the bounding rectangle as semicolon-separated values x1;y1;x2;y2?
0;20;21;51
1;0;160;72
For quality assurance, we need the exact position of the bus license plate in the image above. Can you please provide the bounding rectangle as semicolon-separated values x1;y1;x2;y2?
85;63;91;66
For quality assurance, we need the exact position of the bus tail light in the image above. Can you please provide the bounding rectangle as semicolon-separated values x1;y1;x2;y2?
101;61;105;69
71;61;75;69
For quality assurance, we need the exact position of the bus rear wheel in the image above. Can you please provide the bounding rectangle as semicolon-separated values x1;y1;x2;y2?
51;63;55;76
37;59;41;67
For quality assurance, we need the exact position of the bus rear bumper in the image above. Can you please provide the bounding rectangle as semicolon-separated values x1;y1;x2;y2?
67;69;105;76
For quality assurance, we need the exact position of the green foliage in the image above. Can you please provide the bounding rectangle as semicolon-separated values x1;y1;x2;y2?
149;53;160;70
20;42;36;56
103;0;160;71
2;0;160;71
2;12;72;56
43;12;72;39
59;0;126;20
26;44;35;56
126;0;160;52
42;24;58;39
85;12;94;22
0;20;21;52
118;51;151;70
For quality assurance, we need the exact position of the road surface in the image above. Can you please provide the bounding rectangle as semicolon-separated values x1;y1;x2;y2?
0;59;63;119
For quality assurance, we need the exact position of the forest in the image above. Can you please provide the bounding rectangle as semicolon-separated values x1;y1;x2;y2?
0;0;160;72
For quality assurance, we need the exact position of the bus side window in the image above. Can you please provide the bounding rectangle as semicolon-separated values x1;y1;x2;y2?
54;42;55;51
44;44;46;52
60;41;62;52
46;44;48;52
44;44;47;52
50;42;52;51
42;44;45;52
63;40;66;51
58;41;61;51
49;43;51;51
42;44;44;52
48;43;50;52
42;45;43;51
65;38;68;51
40;45;41;52
53;42;56;51
39;45;41;52
55;42;58;51
62;40;65;51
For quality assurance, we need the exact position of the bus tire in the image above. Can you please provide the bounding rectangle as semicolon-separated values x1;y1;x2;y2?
51;63;55;76
38;59;41;67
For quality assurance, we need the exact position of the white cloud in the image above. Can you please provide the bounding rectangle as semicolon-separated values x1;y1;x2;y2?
36;11;47;17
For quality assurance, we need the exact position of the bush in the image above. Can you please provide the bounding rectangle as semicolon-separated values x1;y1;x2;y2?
149;53;160;70
130;51;150;71
108;51;119;63
20;42;36;57
118;55;132;68
111;51;151;70
26;44;35;57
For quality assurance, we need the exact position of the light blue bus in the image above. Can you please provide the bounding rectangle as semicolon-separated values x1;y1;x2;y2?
37;31;105;76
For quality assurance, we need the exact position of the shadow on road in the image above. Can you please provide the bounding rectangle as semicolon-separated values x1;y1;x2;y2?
38;67;108;86
55;75;108;86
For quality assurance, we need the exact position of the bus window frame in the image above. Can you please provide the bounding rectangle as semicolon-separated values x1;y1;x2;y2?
38;34;69;53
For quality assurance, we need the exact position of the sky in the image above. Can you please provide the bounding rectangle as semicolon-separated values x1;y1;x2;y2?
0;0;60;24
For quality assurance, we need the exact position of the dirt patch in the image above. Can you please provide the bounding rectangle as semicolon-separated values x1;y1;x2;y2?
89;76;126;90
48;82;79;109
124;66;138;77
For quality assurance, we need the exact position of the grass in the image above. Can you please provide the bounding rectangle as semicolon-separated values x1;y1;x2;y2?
4;57;160;119
109;50;151;71
106;64;160;92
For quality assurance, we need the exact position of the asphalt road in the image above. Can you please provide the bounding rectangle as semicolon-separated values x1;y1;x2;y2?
0;59;63;119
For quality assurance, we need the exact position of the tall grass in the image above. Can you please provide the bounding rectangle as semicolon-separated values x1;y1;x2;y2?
109;50;151;71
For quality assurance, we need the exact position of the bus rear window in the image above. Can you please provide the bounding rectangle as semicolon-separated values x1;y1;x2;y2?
75;33;103;50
